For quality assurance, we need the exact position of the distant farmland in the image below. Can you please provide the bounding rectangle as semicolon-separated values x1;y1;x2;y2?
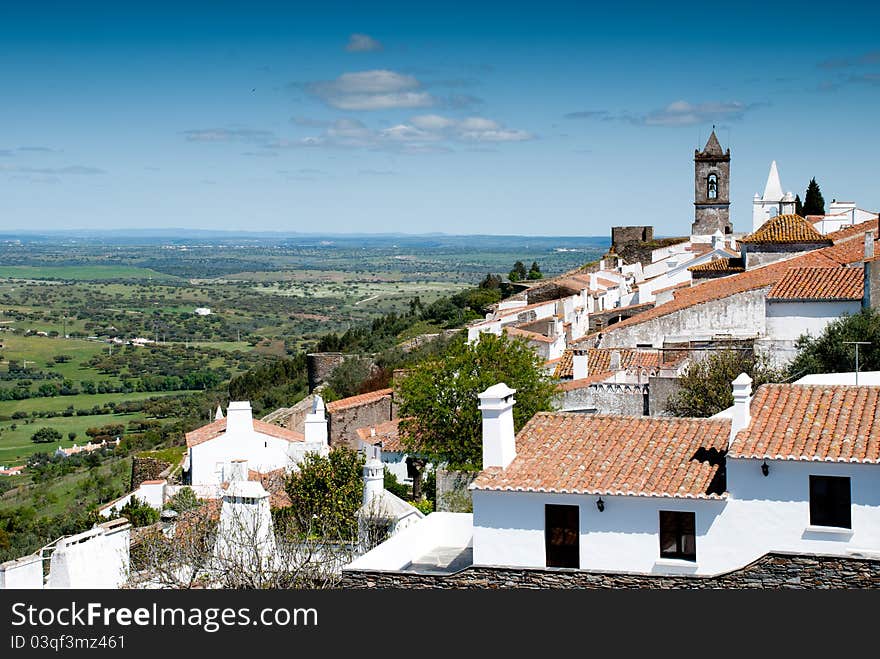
0;265;178;281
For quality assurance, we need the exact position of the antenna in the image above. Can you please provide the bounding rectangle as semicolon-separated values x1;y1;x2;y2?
843;341;870;385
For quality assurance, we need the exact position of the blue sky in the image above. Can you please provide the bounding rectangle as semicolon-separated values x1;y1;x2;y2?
1;0;878;236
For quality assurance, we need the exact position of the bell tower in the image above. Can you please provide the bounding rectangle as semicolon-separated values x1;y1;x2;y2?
692;129;732;236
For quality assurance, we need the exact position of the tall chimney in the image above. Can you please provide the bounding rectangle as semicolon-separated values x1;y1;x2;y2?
225;401;254;436
362;447;384;505
866;230;875;260
610;350;622;371
304;394;328;447
478;383;517;470
730;373;753;446
572;348;589;380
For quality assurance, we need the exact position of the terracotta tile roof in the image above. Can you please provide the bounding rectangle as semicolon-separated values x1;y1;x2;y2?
554;347;661;379
688;257;745;273
247;468;292;508
185;417;304;448
555;374;613;390
326;388;393;413
730;384;880;463
356;418;404;452
504;327;555;343
596;277;620;288
825;218;878;241
472;413;729;498
767;267;864;301
597;235;867;337
740;214;832;245
652;281;691;295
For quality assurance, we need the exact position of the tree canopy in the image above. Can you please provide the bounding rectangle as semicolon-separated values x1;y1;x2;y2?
787;308;880;378
30;427;62;444
802;177;826;216
527;261;543;280
396;332;556;468
508;261;527;282
667;349;781;418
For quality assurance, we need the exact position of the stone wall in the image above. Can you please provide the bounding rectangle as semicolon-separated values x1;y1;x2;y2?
612;226;653;248
436;469;479;512
130;457;170;490
306;353;347;393
744;244;828;268
557;383;646;415
588;303;653;333
328;395;393;449
647;375;682;416
866;260;880;309
260;394;316;433
342;552;880;589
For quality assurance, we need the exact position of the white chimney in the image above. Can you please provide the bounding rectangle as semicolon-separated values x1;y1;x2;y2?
866;230;875;260
712;229;724;251
572;348;589;380
730;373;753;446
478;383;517;470
229;459;248;482
225;401;253;436
215;405;224;421
304;394;328;447
362;451;384;505
610;350;621;371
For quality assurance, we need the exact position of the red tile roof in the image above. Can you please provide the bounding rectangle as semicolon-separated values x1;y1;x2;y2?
554;347;660;379
597;235;867;337
356;418;404;452
326;388;393;413
767;267;864;301
741;214;832;245
652;281;691;295
185;418;304;448
825;218;878;241
730;384;880;463
687;257;745;273
247;468;292;508
472;413;730;498
504;327;555;343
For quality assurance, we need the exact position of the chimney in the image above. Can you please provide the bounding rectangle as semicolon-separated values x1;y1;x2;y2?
712;229;724;251
730;373;753;446
572;348;589;380
865;235;880;310
478;383;517;470
304;394;328;447
215;405;224;421
225;401;254;436
362;447;384;505
610;350;621;371
229;459;248;482
866;230;875;260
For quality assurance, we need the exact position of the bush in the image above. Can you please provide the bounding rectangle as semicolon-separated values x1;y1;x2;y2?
31;427;63;444
118;496;160;527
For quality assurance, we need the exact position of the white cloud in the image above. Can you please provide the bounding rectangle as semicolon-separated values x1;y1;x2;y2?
410;114;457;131
306;70;436;110
183;127;275;142
642;101;750;126
345;33;383;53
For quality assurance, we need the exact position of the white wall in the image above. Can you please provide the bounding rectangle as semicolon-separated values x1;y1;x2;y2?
765;300;861;341
46;524;130;589
99;481;165;518
0;554;44;589
190;431;297;486
471;459;880;576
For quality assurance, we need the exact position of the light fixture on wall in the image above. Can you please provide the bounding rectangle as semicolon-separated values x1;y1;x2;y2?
596;497;605;512
761;461;770;477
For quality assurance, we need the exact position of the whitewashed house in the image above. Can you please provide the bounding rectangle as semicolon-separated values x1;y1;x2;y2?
345;379;880;584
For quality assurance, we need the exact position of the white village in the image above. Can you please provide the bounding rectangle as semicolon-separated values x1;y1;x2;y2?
2;133;879;590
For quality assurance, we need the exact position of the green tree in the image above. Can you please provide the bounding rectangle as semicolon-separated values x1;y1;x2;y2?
667;349;782;418
396;333;556;468
323;357;373;401
527;261;543;280
164;487;201;514
795;194;804;217
787;308;880;378
118;496;160;527
284;447;364;540
508;261;527;282
68;432;77;442
802;177;826;216
30;427;62;444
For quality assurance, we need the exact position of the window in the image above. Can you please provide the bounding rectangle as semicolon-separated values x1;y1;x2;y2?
545;504;579;568
707;174;718;200
809;476;851;528
659;511;696;561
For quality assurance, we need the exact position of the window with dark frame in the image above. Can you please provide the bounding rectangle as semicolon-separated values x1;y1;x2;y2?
545;504;579;569
707;173;718;199
659;510;696;561
809;475;851;529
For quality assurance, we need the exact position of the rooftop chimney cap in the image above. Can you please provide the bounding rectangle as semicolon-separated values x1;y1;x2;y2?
227;401;252;411
478;382;517;402
732;372;753;387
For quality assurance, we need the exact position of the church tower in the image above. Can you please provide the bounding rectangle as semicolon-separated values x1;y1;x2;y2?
692;129;732;236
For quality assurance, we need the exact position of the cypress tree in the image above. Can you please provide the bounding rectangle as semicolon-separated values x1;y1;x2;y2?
802;178;826;216
794;194;804;217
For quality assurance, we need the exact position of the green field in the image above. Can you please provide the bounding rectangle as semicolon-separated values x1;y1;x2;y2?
0;390;186;418
0;265;177;281
0;412;144;463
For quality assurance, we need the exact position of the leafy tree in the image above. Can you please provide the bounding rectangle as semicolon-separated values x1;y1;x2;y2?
787;308;880;378
383;468;409;499
30;427;62;444
508;260;527;282
164;486;201;514
396;332;556;468
667;350;782;418
479;273;502;290
802;177;826;216
68;432;77;442
118;496;160;527
284;447;364;540
527;261;543;280
323;357;373;401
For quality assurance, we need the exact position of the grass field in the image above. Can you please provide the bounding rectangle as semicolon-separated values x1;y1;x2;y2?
0;411;144;463
0;265;178;281
0;390;186;418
